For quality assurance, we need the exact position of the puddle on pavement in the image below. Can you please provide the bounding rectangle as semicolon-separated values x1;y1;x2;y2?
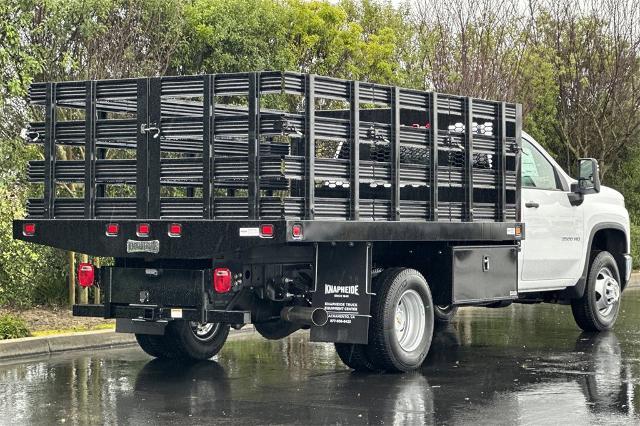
1;288;640;424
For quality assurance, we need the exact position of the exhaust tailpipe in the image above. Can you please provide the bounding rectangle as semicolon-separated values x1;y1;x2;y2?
280;306;328;327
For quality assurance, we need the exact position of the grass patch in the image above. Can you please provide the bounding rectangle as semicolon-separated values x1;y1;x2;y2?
30;323;115;337
0;314;30;339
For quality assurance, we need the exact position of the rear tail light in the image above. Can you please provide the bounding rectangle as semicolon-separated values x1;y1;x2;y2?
292;224;303;239
259;224;274;238
137;223;150;237
106;223;119;236
77;263;95;288
168;223;182;237
22;223;36;236
213;268;232;293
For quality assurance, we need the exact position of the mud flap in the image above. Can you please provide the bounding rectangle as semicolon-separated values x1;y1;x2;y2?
310;242;372;344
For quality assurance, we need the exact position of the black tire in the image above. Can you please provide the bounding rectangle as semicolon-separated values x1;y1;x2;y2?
167;320;230;360
135;333;176;358
366;268;434;372
136;321;230;361
335;343;378;372
434;305;458;325
571;251;622;332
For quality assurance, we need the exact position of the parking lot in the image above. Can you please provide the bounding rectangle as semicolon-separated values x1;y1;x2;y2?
1;287;639;425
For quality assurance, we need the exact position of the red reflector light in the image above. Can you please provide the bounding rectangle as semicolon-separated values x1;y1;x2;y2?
77;263;95;288
292;224;303;239
213;268;232;293
168;223;182;237
23;223;36;236
106;223;119;236
137;223;150;237
260;224;274;238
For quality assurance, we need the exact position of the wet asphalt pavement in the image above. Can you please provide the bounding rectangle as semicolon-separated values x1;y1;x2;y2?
3;289;640;425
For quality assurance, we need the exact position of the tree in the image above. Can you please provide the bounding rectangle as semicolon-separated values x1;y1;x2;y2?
179;0;294;74
0;0;188;306
534;0;640;178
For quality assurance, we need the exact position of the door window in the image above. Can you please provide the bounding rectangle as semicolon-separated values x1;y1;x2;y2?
521;140;560;190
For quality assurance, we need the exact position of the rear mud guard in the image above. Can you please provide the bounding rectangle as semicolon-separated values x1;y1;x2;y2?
310;242;372;344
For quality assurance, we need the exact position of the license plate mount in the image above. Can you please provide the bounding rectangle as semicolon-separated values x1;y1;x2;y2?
126;239;160;254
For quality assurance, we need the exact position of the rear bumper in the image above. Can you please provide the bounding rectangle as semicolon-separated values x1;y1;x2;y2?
72;266;250;325
73;304;251;324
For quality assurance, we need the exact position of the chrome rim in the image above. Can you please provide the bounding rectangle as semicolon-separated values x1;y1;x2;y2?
189;322;221;342
594;267;620;317
395;289;426;352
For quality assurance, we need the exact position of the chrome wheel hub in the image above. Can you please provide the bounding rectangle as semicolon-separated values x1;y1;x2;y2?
190;322;220;341
594;267;620;317
394;289;426;352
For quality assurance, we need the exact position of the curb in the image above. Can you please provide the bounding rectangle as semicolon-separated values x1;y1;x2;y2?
628;271;640;288
0;325;255;361
0;329;136;360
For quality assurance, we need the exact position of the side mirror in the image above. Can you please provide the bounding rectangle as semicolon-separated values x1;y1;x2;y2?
576;158;601;194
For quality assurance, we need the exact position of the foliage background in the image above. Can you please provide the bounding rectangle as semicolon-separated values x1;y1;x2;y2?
1;0;639;307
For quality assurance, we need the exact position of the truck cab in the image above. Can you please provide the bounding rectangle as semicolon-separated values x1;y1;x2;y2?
519;132;631;329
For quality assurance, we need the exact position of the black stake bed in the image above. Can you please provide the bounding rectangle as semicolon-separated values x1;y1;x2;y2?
24;71;521;222
15;71;523;257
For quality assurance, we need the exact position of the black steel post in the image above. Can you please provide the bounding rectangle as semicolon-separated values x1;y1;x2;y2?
429;92;439;221
136;79;149;219
148;78;162;219
350;81;360;220
248;72;260;219
305;74;316;220
515;103;522;222
203;74;215;219
391;87;401;221
96;111;107;198
499;101;507;221
84;80;97;219
464;97;474;222
43;83;57;219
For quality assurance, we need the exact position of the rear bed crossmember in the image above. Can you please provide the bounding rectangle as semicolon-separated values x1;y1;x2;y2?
14;219;523;259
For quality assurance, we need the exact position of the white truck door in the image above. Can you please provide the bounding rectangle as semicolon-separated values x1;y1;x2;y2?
519;139;584;291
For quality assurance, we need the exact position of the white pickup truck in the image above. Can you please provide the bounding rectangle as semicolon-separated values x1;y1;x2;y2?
14;73;632;373
516;132;631;331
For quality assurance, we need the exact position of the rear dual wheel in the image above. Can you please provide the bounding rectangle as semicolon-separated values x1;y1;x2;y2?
434;304;458;325
136;320;230;361
336;268;434;373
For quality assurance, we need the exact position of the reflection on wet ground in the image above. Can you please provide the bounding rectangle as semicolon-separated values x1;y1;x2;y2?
2;289;640;424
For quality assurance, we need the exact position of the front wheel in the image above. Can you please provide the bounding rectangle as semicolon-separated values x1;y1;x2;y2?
571;251;622;331
366;268;434;372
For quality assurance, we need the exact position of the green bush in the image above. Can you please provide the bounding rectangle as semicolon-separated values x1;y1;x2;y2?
0;314;30;339
0;183;69;308
630;223;640;270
